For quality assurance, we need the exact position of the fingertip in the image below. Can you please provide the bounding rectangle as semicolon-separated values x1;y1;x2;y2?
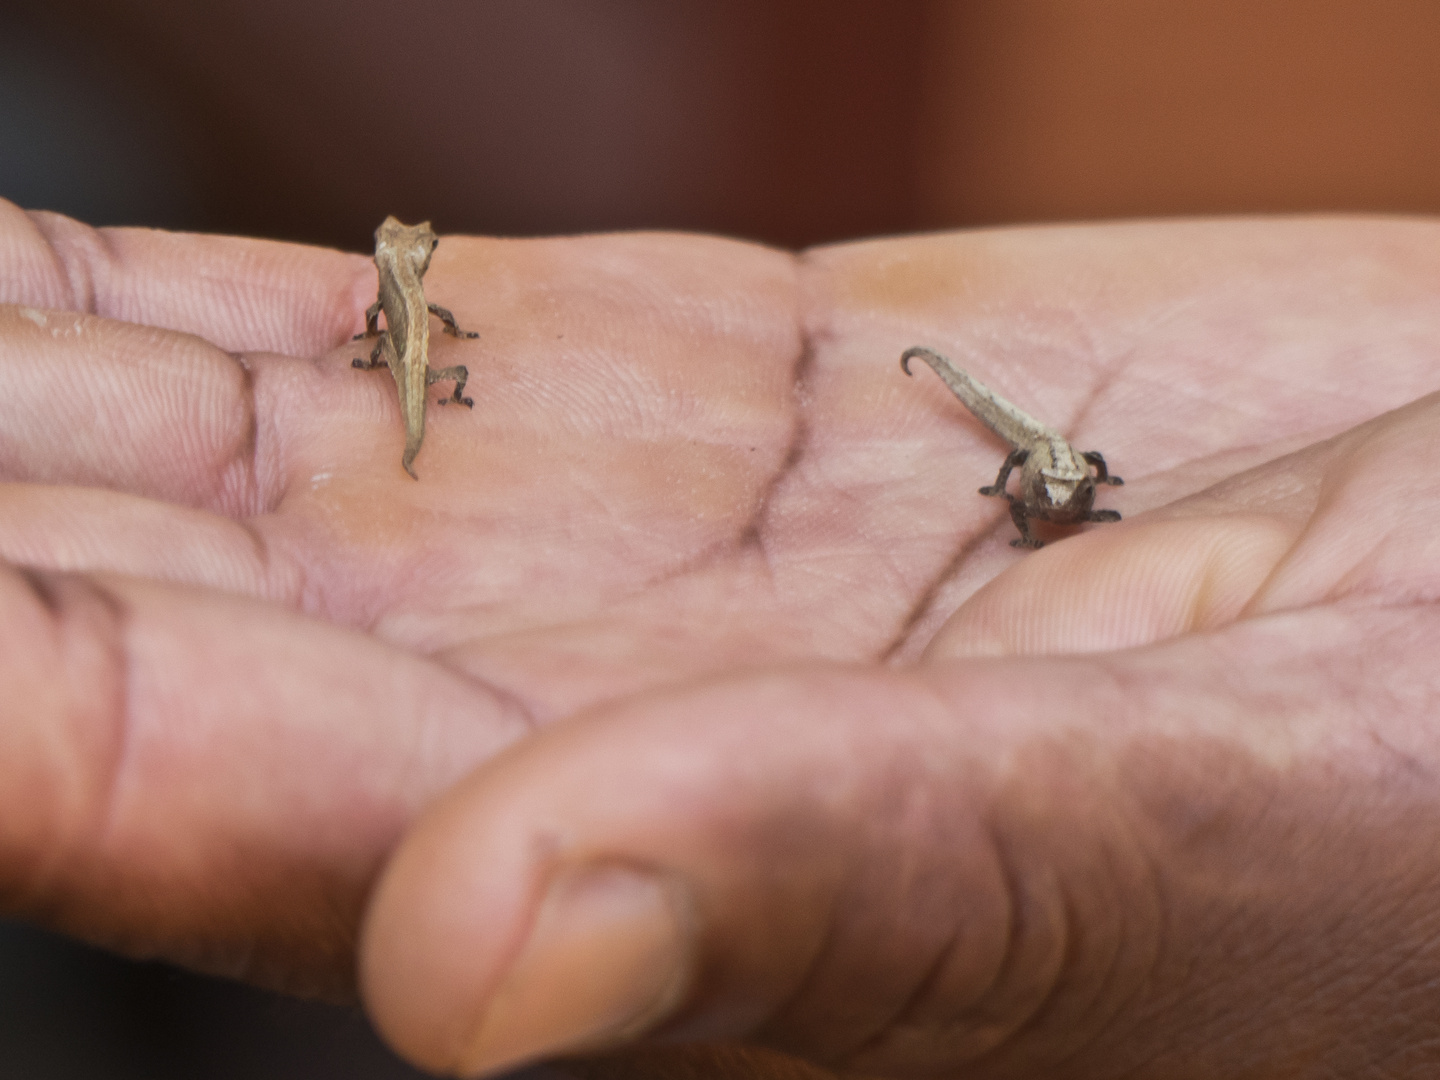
14;210;370;356
361;759;697;1077
453;864;694;1077
356;750;506;1061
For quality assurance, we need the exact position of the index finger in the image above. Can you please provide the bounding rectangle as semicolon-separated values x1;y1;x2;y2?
0;199;371;356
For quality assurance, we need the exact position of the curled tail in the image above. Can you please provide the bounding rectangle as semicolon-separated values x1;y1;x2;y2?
402;430;423;479
400;375;425;478
900;345;946;377
388;331;426;480
899;345;1050;448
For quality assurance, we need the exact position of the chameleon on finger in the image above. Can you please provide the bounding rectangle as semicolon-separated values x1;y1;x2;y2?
901;346;1122;548
353;216;479;479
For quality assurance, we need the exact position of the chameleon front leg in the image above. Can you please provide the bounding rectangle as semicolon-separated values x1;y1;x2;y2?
428;303;480;340
352;300;384;341
428;364;474;407
979;448;1028;497
1082;450;1123;486
1004;496;1044;548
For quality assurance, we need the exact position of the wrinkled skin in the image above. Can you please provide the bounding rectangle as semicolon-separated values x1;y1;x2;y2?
5;201;1440;1079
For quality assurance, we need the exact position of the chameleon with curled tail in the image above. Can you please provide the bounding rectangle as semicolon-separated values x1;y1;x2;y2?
901;346;1123;548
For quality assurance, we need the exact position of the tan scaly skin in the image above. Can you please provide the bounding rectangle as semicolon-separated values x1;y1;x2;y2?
5;203;1440;1079
352;215;479;478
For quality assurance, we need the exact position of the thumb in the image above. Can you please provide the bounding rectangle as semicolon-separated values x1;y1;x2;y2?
358;609;1440;1077
359;666;1018;1076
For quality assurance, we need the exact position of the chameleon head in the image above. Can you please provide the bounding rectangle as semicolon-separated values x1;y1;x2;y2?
374;216;441;275
1033;464;1095;516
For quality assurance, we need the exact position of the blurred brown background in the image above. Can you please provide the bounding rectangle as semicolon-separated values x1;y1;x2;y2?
6;0;1440;252
1;1;1439;1078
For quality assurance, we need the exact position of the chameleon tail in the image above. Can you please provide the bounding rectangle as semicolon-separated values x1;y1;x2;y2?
399;392;425;479
900;346;999;422
900;345;1046;449
401;407;424;479
399;341;428;480
900;346;947;377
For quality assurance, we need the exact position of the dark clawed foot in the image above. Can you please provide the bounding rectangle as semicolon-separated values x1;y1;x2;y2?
459;395;474;407
1090;509;1122;522
1010;537;1045;549
351;358;364;368
979;485;1000;496
1106;475;1124;486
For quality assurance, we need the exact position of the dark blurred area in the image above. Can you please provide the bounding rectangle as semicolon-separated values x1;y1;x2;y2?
1;0;930;251
5;0;1440;255
0;920;432;1080
2;0;1440;1076
0;920;571;1080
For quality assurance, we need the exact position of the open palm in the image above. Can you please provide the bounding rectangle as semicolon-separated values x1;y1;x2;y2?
5;200;1440;1078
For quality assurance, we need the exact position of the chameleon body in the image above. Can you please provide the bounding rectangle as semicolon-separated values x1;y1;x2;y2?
901;346;1122;548
353;216;478;478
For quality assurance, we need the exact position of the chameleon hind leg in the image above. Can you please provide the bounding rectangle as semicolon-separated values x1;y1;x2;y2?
351;338;386;370
428;364;473;407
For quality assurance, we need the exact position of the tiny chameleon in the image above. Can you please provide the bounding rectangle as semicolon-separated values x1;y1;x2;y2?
353;216;479;479
901;346;1123;548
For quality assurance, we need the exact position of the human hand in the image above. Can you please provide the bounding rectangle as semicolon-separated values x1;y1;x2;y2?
5;201;1440;1076
0;199;819;995
356;218;1440;1078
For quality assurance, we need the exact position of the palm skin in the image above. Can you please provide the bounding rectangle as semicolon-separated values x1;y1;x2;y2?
4;198;1440;1078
